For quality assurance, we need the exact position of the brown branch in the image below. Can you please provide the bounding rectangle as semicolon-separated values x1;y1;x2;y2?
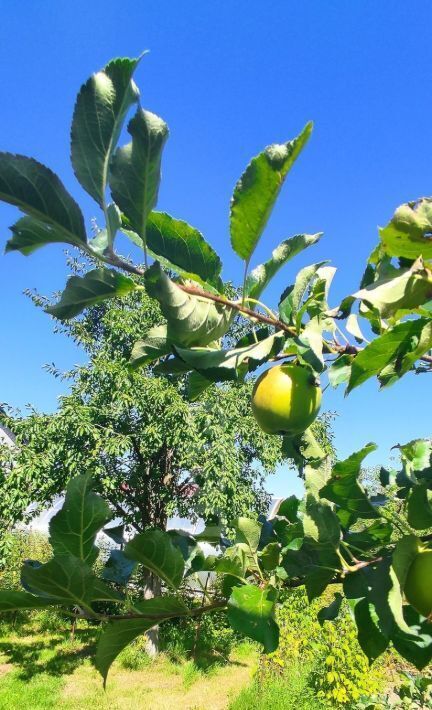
103;252;432;366
106;600;226;622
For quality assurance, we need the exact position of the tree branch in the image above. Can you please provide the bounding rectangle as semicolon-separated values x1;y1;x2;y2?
100;251;432;366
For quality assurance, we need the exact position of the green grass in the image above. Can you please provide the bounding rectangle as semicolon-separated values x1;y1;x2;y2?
0;622;257;709
229;663;322;710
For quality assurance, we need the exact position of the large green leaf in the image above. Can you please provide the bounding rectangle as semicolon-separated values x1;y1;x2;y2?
244;233;321;300
71;56;140;206
0;154;86;245
228;584;279;652
230;122;313;262
95;595;187;684
320;444;378;523
348;319;432;392
234;517;262;553
407;485;432;529
21;556;100;607
124;529;185;589
144;262;233;346
146;212;222;288
379;198;432;259
174;331;285;382
49;474;112;565
110;109;168;241
46;268;137;320
130;324;172;368
392;606;432;670
0;591;64;612
302;496;341;547
353;260;432;319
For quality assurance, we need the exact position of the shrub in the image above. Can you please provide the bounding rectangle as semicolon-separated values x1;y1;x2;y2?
260;588;387;708
0;529;52;589
161;609;238;666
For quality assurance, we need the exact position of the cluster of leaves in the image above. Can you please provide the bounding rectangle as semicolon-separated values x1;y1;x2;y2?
2;54;432;683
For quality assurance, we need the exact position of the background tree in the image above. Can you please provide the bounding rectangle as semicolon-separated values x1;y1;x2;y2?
0;259;335;548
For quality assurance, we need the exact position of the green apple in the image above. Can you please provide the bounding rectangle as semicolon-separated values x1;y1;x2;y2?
251;364;321;436
404;549;432;618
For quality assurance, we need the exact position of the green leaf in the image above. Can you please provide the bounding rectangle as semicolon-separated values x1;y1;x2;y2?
379;197;432;260
244;233;322;300
186;370;213;400
6;216;84;256
327;354;353;388
317;592;343;625
407;485;432;530
228;584;279;652
302;496;341;547
392;606;432;670
46;268;137;320
130;325;172;368
348;596;389;662
95;596;185;684
279;262;327;326
49;474;112;566
235;517;262;553
71;56;140;206
277;496;300;523
144;262;233;347
230;122;313;262
110;109;168;240
282;540;340;601
21;556;98;606
128;212;223;289
259;542;281;571
397;439;432;479
320;444;378;523
0;154;86;245
0;590;64;612
124;529;185;589
348;319;432;392
353;260;432;319
174;331;284;382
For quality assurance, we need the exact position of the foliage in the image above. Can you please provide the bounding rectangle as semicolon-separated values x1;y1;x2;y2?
2;53;432;686
0;283;292;541
260;588;386;708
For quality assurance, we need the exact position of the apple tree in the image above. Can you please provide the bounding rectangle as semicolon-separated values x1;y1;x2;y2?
1;55;432;684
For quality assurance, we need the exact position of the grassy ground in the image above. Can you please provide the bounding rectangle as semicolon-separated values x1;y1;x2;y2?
0;625;256;710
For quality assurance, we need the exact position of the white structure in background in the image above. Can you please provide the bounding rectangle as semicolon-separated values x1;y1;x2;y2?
0;409;15;448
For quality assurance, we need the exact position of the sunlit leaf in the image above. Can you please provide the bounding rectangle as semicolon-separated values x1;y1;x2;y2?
348;319;432;392
0;154;86;247
230;122;312;262
379;197;432;260
46;268;137;320
124;529;184;589
245;233;321;300
71;56;141;206
110;109;168;239
144;262;233;347
49;474;112;565
228;584;279;652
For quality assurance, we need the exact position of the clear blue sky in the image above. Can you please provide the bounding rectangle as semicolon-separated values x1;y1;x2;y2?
1;1;432;497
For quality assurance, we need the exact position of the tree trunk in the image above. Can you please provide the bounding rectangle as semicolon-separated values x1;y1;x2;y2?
142;570;162;657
